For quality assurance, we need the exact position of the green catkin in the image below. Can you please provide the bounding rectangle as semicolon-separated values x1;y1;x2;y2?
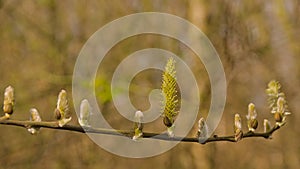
161;58;179;133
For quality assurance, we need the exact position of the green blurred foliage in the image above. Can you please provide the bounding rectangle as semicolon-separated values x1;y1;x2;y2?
0;0;300;169
95;75;112;105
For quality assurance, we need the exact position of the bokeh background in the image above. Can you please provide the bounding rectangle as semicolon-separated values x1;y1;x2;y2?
0;0;299;169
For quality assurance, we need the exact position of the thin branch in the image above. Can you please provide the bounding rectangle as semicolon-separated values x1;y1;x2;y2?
0;118;281;144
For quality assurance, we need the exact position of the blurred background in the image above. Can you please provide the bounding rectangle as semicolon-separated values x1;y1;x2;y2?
0;0;299;169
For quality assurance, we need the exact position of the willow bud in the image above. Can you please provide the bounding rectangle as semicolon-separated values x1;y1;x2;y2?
246;103;258;132
197;117;208;143
234;114;243;141
3;86;15;116
27;108;42;135
133;110;144;141
55;90;71;127
79;99;91;127
263;119;271;133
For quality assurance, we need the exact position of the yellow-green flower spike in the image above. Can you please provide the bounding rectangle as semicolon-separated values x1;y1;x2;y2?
27;108;42;135
277;97;291;116
3;86;15;117
234;114;243;142
54;90;71;127
274;97;290;126
266;80;291;127
161;57;178;137
266;80;281;96
274;97;285;124
79;99;91;127
266;80;285;110
133;110;144;141
246;103;258;132
277;97;285;113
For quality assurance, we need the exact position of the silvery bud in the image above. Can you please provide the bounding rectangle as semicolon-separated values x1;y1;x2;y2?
133;110;144;141
27;108;42;135
79;99;91;127
197;117;208;144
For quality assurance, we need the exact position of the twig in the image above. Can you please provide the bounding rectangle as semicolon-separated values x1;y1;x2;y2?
0;118;281;144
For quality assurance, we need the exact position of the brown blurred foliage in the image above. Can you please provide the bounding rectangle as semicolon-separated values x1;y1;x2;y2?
0;0;300;169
